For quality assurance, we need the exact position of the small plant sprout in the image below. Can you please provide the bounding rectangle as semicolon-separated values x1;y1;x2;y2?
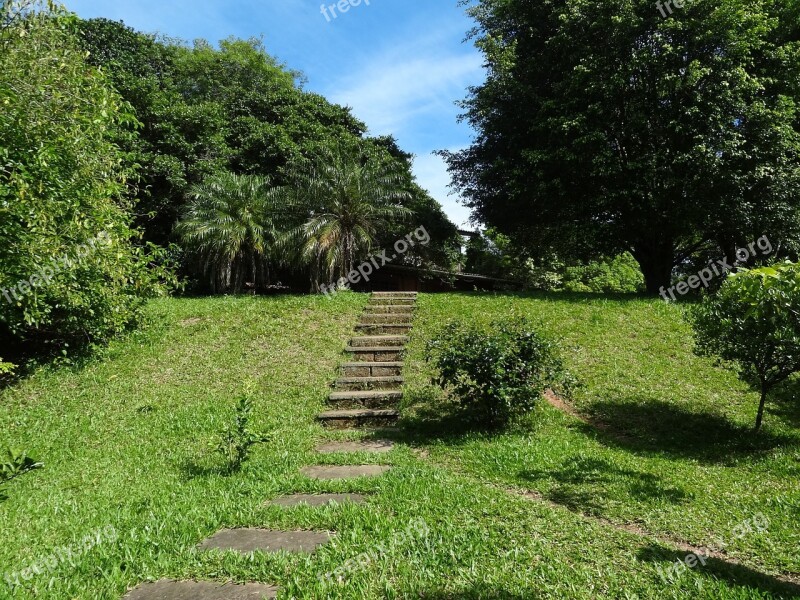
214;393;271;473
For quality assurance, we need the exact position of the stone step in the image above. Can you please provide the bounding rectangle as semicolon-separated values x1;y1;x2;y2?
199;529;331;554
328;389;402;409
317;408;400;429
360;313;413;324
372;292;417;297
315;440;394;453
364;305;415;315
345;346;404;362
269;493;365;507
349;335;408;348
300;464;392;480
334;376;404;391
124;580;279;599
368;298;416;307
355;323;412;336
341;362;404;377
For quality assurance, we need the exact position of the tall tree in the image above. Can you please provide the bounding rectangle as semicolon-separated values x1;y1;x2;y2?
443;0;800;294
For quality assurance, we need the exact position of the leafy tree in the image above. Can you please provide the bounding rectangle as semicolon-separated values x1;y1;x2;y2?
176;174;277;294
76;21;372;247
443;0;800;294
278;148;413;289
0;1;172;354
692;263;800;431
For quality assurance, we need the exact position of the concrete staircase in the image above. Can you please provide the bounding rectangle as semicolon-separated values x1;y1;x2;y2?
317;292;417;429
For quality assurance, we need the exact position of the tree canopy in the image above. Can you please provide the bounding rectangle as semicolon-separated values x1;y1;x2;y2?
443;0;800;294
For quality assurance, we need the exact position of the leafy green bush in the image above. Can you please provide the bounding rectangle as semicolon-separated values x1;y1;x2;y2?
0;3;174;351
214;395;270;473
691;262;800;431
561;254;645;294
425;317;574;427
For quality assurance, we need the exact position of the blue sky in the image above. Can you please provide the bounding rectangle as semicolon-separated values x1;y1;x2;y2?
64;0;485;227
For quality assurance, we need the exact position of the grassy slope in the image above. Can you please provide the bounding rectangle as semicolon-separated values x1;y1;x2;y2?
0;292;797;599
404;293;800;580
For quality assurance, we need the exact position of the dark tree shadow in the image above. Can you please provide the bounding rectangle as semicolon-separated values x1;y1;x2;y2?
385;386;515;448
520;456;691;514
770;379;800;430
637;543;800;598
581;399;799;465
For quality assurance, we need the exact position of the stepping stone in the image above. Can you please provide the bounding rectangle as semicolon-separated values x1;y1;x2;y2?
346;346;404;362
124;579;278;599
360;313;413;324
199;529;331;554
316;440;394;454
328;389;402;409
355;323;412;336
349;335;409;348
318;408;400;429
335;376;404;391
300;465;391;480
341;362;404;377
269;493;365;507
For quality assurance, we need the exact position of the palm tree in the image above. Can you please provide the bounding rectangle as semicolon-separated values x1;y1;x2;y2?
176;173;276;294
278;148;413;290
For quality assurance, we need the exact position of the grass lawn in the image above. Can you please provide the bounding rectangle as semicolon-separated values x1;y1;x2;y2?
1;292;798;599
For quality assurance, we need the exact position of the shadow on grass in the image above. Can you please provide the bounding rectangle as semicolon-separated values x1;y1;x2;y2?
179;459;229;480
582;399;799;464
637;543;800;598
520;456;691;514
770;379;800;430
390;386;514;447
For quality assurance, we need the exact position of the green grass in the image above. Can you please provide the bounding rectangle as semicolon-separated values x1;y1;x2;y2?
0;291;798;598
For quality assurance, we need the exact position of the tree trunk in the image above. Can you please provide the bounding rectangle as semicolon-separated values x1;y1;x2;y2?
633;241;675;297
754;382;768;432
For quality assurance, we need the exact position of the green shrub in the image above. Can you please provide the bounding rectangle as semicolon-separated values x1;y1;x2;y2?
562;254;644;294
691;262;800;431
425;317;574;427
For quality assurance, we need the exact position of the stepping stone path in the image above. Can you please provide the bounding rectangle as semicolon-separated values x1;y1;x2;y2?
124;580;278;599
318;291;417;429
198;529;332;554
125;292;416;599
269;493;366;507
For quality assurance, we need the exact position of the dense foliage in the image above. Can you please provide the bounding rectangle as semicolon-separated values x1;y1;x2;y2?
426;317;574;427
692;262;800;431
444;0;800;294
464;231;644;293
561;254;645;294
75;19;460;290
176;174;277;294
0;2;173;360
276;147;413;290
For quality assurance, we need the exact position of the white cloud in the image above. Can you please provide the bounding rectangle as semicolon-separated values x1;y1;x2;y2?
413;152;473;228
329;53;483;135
